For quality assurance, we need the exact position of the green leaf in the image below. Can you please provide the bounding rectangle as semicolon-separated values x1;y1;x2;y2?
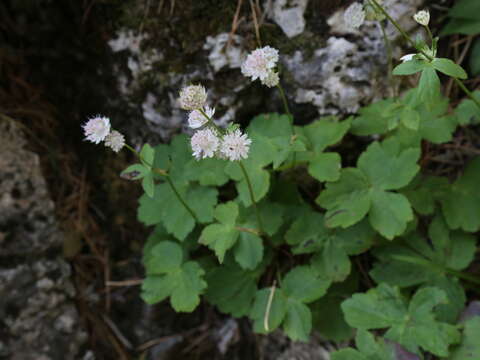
351;99;398;136
401;175;449;215
184;158;229;186
312;295;354;342
251;288;288;333
141;260;206;312
332;349;367;360
448;0;480;20
393;59;429;75
144;241;183;274
200;224;239;263
432;58;468;79
141;173;155;198
301;117;351;153
199;202;240;263
311;239;350;282
234;232;263;270
308;152;341;182
440;158;480;231
358;142;420;191
316;168;370;228
418;67;441;106
469;39;480;76
369;190;414;240
370;216;475;322
455;91;480;125
342;284;460;356
140;143;155;167
138;183;217;240
226;161;270;207
205;262;258;317
451;317;480;359
282;266;330;303
283;300;312;341
400;106;420;131
247;113;299;168
121;163;149;180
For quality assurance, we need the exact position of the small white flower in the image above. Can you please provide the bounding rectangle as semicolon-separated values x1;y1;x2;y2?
414;10;430;26
344;2;365;29
261;70;280;88
220;129;252;161
191;128;219;160
104;130;125;152
400;54;416;62
82;116;111;144
241;46;279;82
188;106;215;129
179;85;207;110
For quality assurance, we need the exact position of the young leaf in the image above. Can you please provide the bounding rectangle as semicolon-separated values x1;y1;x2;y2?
121;163;149;180
140;143;155;168
393;59;428;75
432;58;468;79
233;232;263;270
141;172;155;197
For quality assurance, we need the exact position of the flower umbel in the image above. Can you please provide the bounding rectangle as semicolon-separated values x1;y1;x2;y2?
191;128;220;160
83;116;111;144
105;130;125;152
261;71;280;88
344;2;365;29
220;129;252;161
413;10;430;27
241;46;279;82
188;106;215;129
179;85;207;110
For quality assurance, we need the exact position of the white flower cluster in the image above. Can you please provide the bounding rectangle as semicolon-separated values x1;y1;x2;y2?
82;115;125;152
179;85;251;161
241;46;280;88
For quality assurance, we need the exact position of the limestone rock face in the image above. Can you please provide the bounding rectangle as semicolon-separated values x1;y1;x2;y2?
105;0;423;144
0;121;88;360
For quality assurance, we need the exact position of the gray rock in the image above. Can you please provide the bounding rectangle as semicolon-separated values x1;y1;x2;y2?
0;120;88;360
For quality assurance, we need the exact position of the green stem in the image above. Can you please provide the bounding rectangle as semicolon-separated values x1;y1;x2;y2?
239;161;264;235
369;0;480;111
199;108;224;134
379;21;395;97
392;255;480;287
454;78;480;109
276;82;297;165
165;176;200;223
124;143;199;222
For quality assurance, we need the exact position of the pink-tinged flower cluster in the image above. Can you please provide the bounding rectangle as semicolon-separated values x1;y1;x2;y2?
83;116;111;144
241;46;280;87
82;115;125;153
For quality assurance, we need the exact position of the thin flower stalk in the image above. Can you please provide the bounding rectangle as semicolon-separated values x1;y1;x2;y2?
239;161;264;235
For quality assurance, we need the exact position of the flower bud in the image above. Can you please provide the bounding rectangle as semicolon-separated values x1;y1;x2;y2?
413;10;430;27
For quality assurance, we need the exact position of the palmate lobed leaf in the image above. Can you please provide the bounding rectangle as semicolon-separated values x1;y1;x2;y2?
141;241;206;312
138;183;218;240
317;141;419;239
342;284;460;356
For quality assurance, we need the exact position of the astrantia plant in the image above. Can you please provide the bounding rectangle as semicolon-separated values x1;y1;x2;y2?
83;1;480;358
